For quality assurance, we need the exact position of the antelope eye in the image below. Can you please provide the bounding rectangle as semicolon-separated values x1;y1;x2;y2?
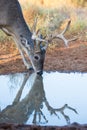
34;55;40;60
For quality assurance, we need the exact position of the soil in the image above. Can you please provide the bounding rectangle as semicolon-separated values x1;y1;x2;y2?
0;123;87;130
0;40;87;75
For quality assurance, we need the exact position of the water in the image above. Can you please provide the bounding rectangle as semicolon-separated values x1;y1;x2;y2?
0;72;87;126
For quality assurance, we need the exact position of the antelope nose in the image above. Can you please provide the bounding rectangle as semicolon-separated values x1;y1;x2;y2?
37;70;43;76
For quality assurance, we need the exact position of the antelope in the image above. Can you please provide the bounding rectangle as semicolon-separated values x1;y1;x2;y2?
0;0;45;74
0;0;77;75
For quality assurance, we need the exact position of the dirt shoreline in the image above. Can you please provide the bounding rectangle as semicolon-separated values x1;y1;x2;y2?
0;123;87;130
0;40;87;75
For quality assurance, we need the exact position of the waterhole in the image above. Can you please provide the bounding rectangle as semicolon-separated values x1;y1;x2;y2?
0;72;87;126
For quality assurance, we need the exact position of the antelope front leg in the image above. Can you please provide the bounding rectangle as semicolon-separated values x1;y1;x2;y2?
18;45;31;69
14;37;32;69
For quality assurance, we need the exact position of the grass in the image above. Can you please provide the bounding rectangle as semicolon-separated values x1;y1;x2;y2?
70;18;87;33
0;0;87;43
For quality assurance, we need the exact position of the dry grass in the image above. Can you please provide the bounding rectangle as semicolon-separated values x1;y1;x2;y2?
19;0;87;38
19;0;87;8
0;0;87;43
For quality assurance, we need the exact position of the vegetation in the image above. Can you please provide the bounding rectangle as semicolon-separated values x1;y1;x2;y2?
71;0;87;7
0;0;87;43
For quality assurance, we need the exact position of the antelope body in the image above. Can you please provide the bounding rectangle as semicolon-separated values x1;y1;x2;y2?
0;0;32;43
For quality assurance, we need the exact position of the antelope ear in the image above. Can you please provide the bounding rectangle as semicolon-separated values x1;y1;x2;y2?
20;35;26;44
20;35;29;48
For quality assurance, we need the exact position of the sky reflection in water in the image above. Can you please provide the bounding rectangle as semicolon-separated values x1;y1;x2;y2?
0;72;87;126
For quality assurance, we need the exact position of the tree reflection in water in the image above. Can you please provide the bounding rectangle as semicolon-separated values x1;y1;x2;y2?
0;71;78;125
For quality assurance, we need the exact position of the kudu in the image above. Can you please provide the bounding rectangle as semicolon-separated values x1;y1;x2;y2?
0;0;77;75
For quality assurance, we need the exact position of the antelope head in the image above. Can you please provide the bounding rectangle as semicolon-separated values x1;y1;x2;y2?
31;37;46;75
21;32;46;75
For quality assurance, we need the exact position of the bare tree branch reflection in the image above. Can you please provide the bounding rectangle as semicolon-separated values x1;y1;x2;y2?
0;71;78;124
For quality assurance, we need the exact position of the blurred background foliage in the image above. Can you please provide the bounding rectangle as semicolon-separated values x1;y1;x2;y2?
0;0;87;43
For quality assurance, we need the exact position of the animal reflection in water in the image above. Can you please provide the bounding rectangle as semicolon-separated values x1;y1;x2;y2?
0;72;78;125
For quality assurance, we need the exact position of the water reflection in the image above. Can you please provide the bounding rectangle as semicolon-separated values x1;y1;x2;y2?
0;72;87;126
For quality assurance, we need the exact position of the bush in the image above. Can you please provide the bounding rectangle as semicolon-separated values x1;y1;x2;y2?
71;0;87;7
